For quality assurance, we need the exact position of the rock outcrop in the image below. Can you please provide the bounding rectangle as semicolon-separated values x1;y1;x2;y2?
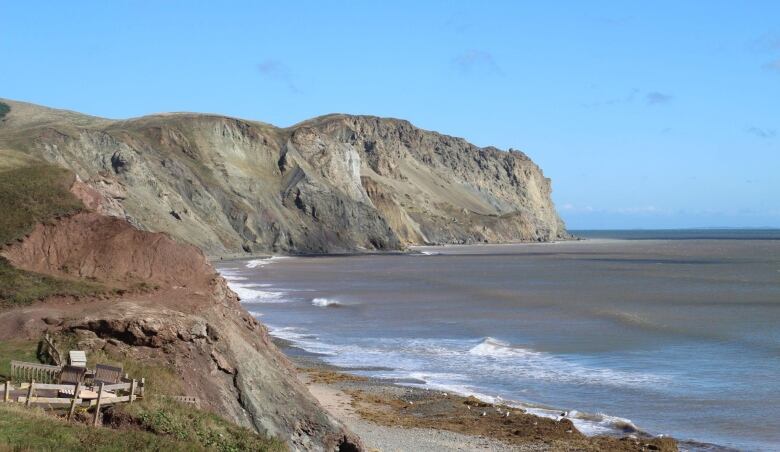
0;99;567;256
0;208;362;451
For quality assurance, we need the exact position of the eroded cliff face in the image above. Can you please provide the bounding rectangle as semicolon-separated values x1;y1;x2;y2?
0;209;361;451
0;100;567;256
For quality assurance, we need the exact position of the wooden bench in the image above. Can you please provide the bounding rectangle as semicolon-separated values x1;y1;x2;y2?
10;361;61;384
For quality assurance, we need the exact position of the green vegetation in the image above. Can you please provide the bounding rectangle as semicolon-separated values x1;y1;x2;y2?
0;340;39;382
0;156;285;451
115;399;285;452
0;261;103;308
0;102;9;120
84;346;284;450
0;161;105;307
0;163;83;245
0;404;226;452
0;336;284;451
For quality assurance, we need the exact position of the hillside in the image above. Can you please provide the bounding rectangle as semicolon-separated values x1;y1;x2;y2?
0;99;567;256
0;150;360;451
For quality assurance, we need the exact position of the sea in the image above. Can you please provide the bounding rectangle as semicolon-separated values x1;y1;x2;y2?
215;230;780;451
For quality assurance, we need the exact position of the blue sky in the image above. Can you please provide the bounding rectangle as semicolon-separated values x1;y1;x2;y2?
2;1;778;229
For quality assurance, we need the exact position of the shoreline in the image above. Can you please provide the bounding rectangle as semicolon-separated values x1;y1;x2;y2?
206;236;583;262
217;245;750;452
275;338;680;452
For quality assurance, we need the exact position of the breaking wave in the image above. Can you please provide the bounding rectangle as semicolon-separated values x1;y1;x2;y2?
227;282;289;303
467;337;663;387
312;298;343;307
246;256;289;268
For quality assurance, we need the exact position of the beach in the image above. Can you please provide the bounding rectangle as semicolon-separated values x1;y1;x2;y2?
288;349;677;451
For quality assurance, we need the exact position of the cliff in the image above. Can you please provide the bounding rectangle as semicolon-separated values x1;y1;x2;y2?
0;154;361;450
0;99;567;256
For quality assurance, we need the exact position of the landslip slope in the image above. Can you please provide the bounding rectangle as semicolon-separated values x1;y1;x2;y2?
0;99;567;256
0;153;361;451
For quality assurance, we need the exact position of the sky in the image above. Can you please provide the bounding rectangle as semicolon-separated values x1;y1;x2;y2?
1;1;778;229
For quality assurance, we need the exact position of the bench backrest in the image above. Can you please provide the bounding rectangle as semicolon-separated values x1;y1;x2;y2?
10;361;61;384
59;365;86;385
94;364;123;385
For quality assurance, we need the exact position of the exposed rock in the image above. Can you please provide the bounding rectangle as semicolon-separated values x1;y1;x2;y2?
0;211;363;451
0;99;567;256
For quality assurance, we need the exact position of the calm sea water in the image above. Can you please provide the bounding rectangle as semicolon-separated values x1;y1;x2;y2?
216;230;780;451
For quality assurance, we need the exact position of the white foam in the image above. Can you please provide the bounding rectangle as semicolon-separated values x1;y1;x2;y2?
227;282;288;303
246;256;289;268
312;297;343;307
256;328;653;439
564;410;639;435
218;268;247;281
469;337;539;358
267;326;339;355
468;337;664;388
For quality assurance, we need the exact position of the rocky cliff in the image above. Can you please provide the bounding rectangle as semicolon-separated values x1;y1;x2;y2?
0;99;567;256
0;174;361;450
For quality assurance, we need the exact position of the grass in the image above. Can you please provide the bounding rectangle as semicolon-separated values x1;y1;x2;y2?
0;164;83;245
0;161;106;307
95;350;284;451
0;260;104;308
0;404;214;452
0;156;285;450
0;336;285;451
113;399;285;452
0;403;285;452
0;340;39;383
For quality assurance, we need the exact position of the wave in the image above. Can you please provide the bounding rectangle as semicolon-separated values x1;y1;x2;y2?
469;337;539;358
246;256;289;268
566;410;640;435
468;337;665;388
218;268;247;281
226;282;289;303
267;326;338;355
260;329;653;439
312;297;343;307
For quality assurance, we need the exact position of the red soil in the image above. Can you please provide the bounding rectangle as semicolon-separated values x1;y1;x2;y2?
2;212;215;289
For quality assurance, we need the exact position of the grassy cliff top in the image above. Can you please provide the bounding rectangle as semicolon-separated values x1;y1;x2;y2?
0;151;103;306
